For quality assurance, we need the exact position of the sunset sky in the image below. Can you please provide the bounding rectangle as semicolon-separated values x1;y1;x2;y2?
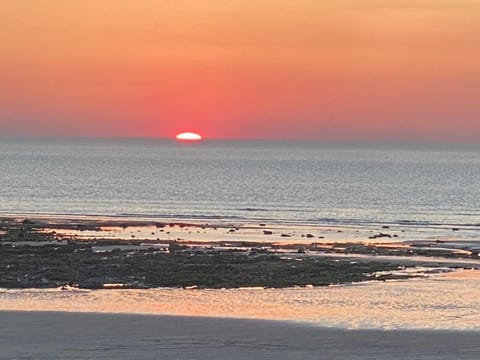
1;1;479;141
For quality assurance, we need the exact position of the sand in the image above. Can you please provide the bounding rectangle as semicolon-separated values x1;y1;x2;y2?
1;311;479;359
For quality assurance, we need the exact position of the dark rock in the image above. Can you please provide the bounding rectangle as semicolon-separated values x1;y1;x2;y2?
168;242;186;254
369;233;392;239
0;242;414;289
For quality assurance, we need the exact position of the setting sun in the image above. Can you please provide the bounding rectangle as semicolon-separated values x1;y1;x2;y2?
176;132;203;141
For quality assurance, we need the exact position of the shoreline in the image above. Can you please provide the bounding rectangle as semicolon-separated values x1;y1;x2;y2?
1;310;479;359
3;308;480;332
2;210;480;230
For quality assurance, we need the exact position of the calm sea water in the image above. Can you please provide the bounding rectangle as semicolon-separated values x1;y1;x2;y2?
1;138;480;233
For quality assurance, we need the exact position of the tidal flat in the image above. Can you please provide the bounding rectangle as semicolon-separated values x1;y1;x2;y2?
1;216;478;290
2;216;480;332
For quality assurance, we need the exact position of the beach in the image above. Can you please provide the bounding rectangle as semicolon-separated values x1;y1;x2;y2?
2;215;480;330
1;141;480;358
2;222;479;360
1;311;479;359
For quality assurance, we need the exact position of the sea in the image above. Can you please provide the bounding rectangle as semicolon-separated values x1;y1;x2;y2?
1;137;480;237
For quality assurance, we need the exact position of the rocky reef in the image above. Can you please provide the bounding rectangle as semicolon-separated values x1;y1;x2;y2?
0;218;411;289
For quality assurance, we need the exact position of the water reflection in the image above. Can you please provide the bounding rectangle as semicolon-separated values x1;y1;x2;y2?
1;270;479;331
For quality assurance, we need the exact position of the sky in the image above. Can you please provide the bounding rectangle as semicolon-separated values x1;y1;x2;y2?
1;0;479;141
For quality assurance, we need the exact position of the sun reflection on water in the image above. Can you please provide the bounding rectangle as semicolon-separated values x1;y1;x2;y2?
1;270;479;331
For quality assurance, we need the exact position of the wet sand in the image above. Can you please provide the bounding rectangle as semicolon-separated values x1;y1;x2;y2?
1;311;479;359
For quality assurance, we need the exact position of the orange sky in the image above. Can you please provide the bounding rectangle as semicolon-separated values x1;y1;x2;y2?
1;0;479;141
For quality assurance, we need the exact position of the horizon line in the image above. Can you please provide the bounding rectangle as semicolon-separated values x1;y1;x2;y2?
1;135;480;147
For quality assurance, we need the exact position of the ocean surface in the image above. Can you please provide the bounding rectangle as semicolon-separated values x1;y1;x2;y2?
1;138;480;237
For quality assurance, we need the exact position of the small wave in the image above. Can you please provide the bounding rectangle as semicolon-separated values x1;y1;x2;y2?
396;220;438;226
117;213;244;220
397;220;480;228
312;217;387;226
236;208;269;212
310;217;475;229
